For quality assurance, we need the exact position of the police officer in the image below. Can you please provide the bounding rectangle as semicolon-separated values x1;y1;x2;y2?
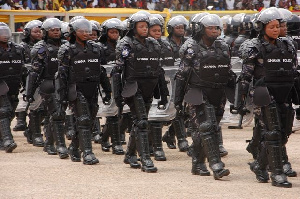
26;18;69;159
56;18;111;164
18;20;45;147
98;18;125;155
177;14;232;179
238;7;295;187
231;14;252;57
0;23;26;152
112;13;168;172
166;15;188;62
287;14;300;50
147;15;171;161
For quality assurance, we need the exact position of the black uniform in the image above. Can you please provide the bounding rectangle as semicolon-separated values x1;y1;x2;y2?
57;40;111;164
176;37;232;179
239;36;297;186
0;41;26;152
113;35;168;172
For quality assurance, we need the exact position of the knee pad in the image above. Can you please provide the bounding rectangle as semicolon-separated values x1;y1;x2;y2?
137;119;149;129
264;130;281;141
199;121;215;133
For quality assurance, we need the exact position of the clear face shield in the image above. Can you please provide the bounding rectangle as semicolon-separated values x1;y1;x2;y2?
73;20;92;35
0;26;12;43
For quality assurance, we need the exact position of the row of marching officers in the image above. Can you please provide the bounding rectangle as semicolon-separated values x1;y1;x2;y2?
0;7;298;188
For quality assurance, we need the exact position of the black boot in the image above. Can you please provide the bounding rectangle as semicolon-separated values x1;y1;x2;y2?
92;117;101;143
216;127;228;157
78;129;99;165
150;122;166;161
162;130;176;149
282;145;297;177
24;128;33;144
13;111;27;131
0;138;4;150
65;114;76;140
29;111;44;147
68;135;81;162
201;131;229;180
53;121;69;159
191;144;210;176
172;118;189;152
136;129;157;173
43;120;57;155
124;128;141;168
266;142;292;188
249;160;269;183
110;116;124;155
101;118;112;152
0;118;17;153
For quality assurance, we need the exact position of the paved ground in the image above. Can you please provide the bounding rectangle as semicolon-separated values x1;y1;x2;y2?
0;120;300;199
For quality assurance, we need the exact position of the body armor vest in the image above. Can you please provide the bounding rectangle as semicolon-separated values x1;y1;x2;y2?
125;39;160;80
232;35;248;57
160;40;174;67
70;43;101;99
44;43;59;80
189;41;231;88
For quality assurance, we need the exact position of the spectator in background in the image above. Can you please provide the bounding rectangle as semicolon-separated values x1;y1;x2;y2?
20;0;30;9
97;0;106;7
289;0;300;10
166;0;176;11
155;0;164;11
147;0;155;9
74;0;83;8
86;0;93;7
215;0;226;9
63;0;73;10
27;0;41;9
269;0;276;6
225;0;234;9
1;0;13;9
278;0;289;8
199;0;206;9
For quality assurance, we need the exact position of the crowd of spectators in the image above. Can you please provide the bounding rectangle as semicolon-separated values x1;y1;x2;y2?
0;0;300;11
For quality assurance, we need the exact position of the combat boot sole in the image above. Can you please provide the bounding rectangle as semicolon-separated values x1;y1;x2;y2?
141;166;157;173
213;169;230;180
5;142;17;153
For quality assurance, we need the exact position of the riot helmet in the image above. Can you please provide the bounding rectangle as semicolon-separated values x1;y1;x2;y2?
151;14;165;26
99;18;122;42
23;20;42;40
41;18;61;40
149;16;163;40
61;22;70;39
90;20;101;40
240;14;252;32
69;16;86;24
167;15;188;35
0;22;11;43
127;13;150;37
135;10;151;17
254;7;283;33
69;18;92;43
193;14;222;39
287;14;300;35
278;8;292;22
189;12;209;36
149;16;163;28
231;13;245;35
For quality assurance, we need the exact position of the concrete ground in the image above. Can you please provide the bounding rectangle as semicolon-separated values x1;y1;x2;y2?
0;120;299;199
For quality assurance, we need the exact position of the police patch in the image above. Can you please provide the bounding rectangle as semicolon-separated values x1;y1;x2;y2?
187;48;194;55
122;48;129;58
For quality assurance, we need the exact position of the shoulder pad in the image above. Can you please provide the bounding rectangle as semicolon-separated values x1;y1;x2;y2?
58;42;70;61
239;38;260;60
160;38;172;51
279;37;296;52
146;37;158;44
179;38;197;59
31;40;46;58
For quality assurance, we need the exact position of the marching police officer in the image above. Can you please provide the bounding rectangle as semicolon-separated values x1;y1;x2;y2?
177;14;232;179
19;20;45;147
26;18;69;159
0;23;26;152
112;13;168;172
98;18;125;155
238;7;295;187
56;18;111;164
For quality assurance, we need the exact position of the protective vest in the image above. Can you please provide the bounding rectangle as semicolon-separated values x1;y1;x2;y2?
125;39;160;80
70;43;101;99
44;43;59;80
231;35;248;57
189;40;231;89
160;40;174;67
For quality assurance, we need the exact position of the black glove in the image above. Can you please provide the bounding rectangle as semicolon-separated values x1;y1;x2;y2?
157;95;168;109
102;92;111;104
115;96;123;107
175;104;183;115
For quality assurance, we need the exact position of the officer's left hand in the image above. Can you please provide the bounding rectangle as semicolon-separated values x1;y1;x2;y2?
157;95;168;110
102;92;111;104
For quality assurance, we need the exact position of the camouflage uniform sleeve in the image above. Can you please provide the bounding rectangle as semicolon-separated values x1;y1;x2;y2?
30;41;47;75
57;42;71;82
114;37;131;74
